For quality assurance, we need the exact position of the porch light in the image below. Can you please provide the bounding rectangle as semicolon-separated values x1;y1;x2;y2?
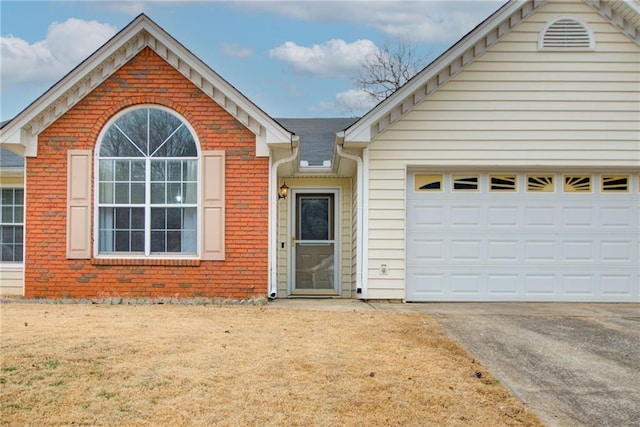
278;182;290;200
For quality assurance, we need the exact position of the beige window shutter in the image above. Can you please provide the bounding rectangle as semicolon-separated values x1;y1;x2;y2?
67;149;92;259
201;150;225;260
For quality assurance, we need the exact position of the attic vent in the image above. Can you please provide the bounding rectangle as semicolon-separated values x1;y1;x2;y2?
539;17;595;50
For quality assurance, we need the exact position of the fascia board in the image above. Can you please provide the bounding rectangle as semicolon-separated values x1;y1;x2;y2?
343;0;530;144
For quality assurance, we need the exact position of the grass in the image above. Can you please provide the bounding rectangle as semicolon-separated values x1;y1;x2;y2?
0;302;542;426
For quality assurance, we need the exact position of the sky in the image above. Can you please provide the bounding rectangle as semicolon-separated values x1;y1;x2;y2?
0;0;505;122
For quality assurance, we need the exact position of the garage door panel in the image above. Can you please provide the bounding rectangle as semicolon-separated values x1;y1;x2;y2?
525;207;556;226
407;172;639;302
562;207;594;227
601;275;635;295
600;207;634;227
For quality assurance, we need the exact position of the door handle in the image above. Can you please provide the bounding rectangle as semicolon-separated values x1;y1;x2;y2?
292;236;296;247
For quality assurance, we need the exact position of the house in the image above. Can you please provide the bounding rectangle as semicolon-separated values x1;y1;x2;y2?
1;0;638;302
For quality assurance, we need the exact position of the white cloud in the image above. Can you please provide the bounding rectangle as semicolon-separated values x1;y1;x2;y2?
238;1;502;44
311;89;378;117
220;42;253;58
1;18;116;86
269;39;378;78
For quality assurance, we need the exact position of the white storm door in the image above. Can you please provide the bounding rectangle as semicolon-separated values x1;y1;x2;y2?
292;193;337;294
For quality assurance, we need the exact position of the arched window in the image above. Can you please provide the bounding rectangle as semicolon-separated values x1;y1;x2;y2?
539;17;595;50
97;106;199;256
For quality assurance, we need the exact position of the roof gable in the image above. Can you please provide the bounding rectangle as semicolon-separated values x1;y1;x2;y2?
343;0;640;145
0;14;292;157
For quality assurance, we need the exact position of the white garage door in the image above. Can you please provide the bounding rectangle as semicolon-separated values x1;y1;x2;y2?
406;172;639;302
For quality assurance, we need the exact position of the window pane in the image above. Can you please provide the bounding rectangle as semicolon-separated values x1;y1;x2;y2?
131;161;145;181
167;161;181;181
151;231;165;252
115;208;130;229
114;183;130;204
2;226;14;242
1;189;12;205
154;125;197;157
14;244;23;262
115;161;130;181
149;109;183;156
183;183;197;204
14;189;24;205
167;231;181;252
2;206;13;223
115;231;130;252
130;208;145;229
182;230;197;253
131;231;145;252
99;160;115;181
100;126;143;157
300;198;330;240
14;206;23;223
151;183;165;204
115;108;148;155
99;183;114;204
167;183;182;204
130;183;145;204
184;160;197;181
166;208;181;229
151;161;165;181
151;208;165;229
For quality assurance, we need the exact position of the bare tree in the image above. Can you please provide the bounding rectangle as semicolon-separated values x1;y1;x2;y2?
355;43;426;101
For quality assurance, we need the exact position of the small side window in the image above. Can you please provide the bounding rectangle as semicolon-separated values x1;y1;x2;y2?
452;175;479;191
564;175;591;193
490;175;517;192
601;175;629;193
415;174;443;192
527;175;554;192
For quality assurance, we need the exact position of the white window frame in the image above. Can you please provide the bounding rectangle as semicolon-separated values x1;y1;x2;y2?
0;185;24;264
93;105;201;259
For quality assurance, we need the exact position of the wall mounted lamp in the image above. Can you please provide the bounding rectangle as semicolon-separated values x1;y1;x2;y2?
278;182;289;200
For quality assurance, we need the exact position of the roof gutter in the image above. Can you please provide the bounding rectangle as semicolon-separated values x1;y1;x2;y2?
268;136;299;299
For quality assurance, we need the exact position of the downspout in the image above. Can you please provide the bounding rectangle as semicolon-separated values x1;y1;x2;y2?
336;140;367;299
268;139;299;299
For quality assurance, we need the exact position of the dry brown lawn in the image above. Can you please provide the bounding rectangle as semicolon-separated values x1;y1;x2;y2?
0;302;541;426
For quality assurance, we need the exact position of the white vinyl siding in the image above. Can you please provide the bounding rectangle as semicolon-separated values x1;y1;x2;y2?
364;1;640;300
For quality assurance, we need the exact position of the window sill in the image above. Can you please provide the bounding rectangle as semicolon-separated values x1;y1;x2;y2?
91;258;200;267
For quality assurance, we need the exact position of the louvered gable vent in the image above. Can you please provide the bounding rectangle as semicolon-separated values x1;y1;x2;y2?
539;17;595;50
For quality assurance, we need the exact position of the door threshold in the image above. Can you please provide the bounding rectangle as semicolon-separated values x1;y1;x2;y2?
290;291;340;298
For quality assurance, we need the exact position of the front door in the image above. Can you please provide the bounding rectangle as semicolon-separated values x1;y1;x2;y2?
292;193;337;295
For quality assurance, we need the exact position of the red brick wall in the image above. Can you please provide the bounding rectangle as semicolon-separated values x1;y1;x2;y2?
25;48;269;300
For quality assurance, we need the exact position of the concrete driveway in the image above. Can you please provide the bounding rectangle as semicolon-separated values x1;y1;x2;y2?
384;303;640;427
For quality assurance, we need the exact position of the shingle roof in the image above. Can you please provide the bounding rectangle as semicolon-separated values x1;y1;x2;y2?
276;118;358;166
0;147;24;168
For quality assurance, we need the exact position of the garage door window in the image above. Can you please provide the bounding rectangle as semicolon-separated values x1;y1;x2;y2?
564;175;591;192
452;175;479;191
527;175;554;192
490;175;517;192
602;175;629;192
415;174;443;192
